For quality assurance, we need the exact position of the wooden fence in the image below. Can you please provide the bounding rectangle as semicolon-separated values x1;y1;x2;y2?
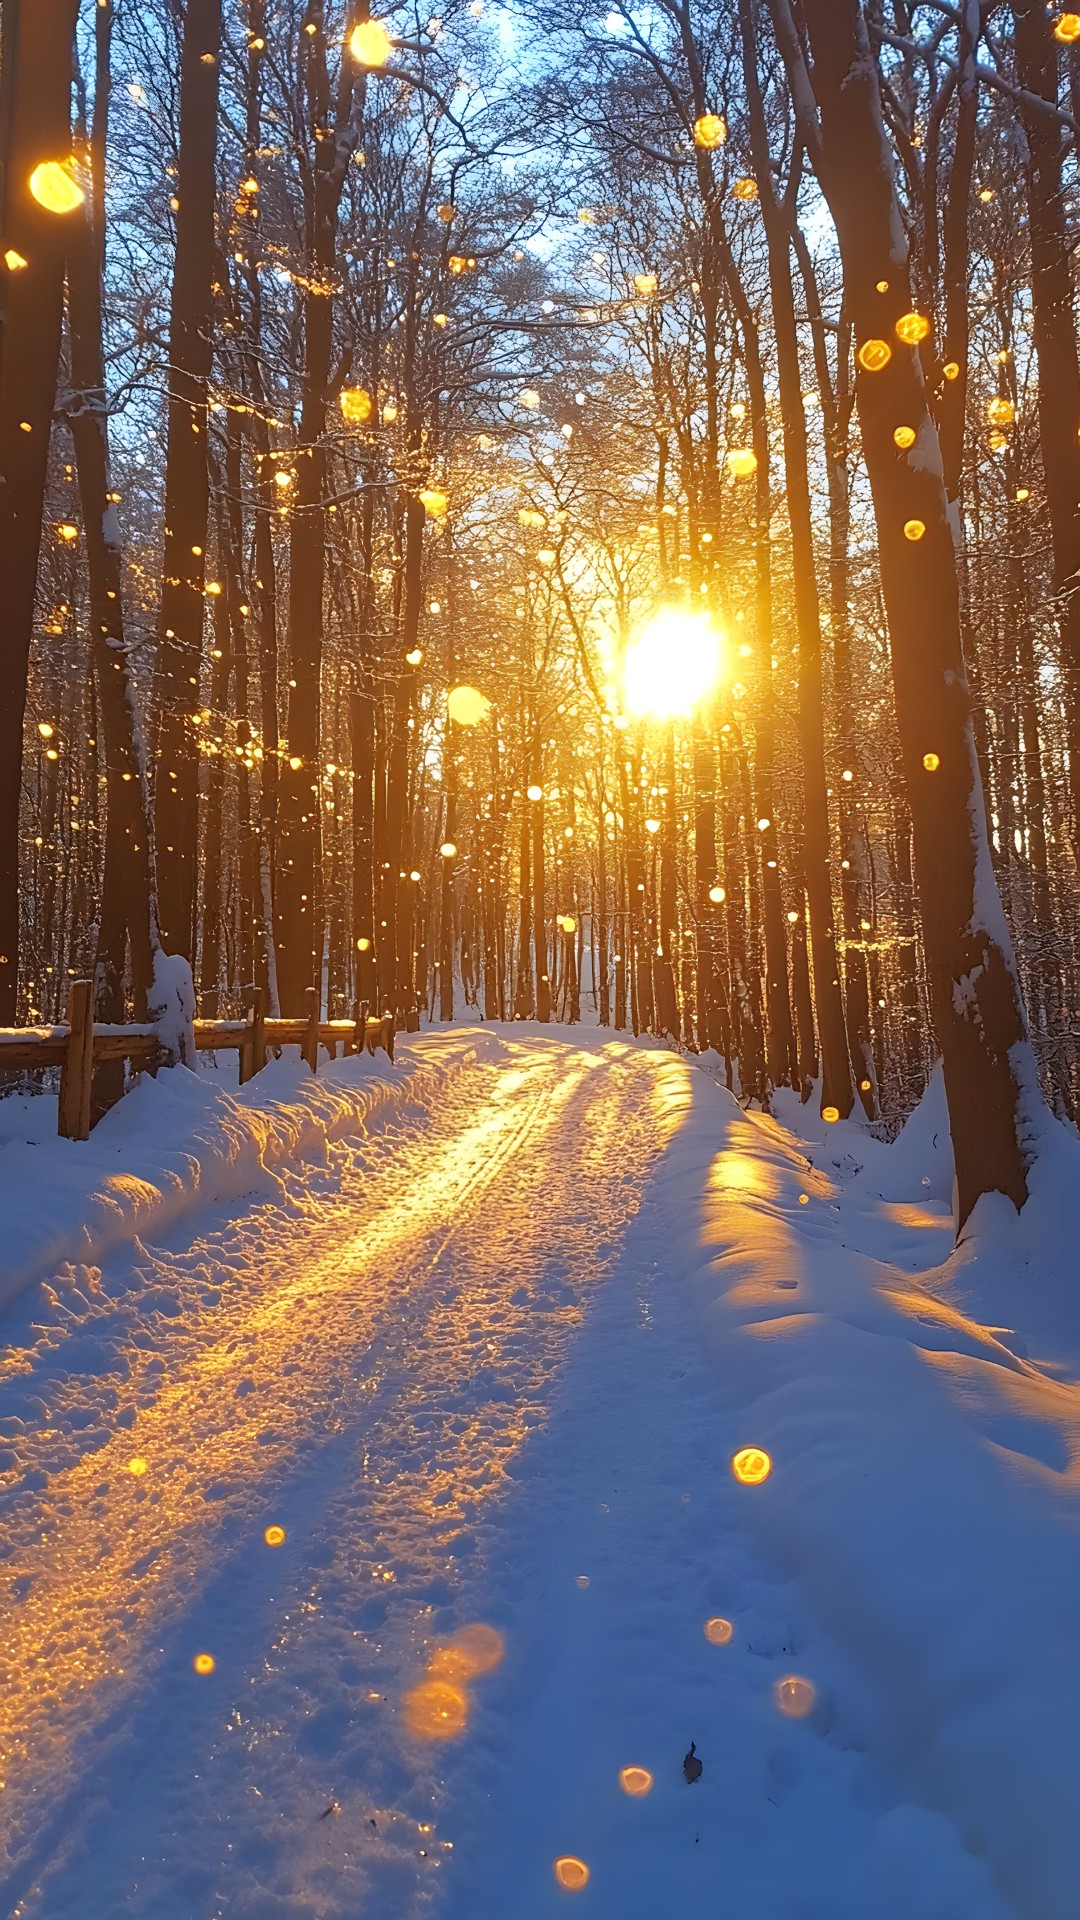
0;984;394;1141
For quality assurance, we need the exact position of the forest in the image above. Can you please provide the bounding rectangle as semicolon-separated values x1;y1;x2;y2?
3;0;1079;1227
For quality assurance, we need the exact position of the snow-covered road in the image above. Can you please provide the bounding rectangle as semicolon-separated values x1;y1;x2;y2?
1;1031;1074;1917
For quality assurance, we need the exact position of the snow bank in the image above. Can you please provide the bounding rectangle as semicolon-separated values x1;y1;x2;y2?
0;1041;473;1315
666;1061;1080;1920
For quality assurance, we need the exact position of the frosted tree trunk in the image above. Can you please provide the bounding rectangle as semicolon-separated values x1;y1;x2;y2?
788;0;1034;1225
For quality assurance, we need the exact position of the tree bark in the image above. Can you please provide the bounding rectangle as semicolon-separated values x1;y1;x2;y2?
790;0;1035;1225
0;0;81;1020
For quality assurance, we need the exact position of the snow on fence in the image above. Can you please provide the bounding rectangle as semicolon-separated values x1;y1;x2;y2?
0;982;395;1141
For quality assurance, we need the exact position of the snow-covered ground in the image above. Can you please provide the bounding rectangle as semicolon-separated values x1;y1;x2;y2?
2;1029;1079;1919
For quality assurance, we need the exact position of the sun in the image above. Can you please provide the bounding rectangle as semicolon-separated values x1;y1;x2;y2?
622;607;725;721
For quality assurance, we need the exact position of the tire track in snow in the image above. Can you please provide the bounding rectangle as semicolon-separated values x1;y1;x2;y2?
0;1038;665;1917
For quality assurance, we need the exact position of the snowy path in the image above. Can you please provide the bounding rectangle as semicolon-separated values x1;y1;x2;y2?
0;1033;1051;1917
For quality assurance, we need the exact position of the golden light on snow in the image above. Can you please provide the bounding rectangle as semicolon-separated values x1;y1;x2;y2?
339;386;373;424
822;1105;840;1122
904;519;926;541
894;311;930;345
619;1765;653;1796
624;607;724;721
447;685;490;726
726;447;757;477
263;1524;286;1547
987;395;1015;427
857;338;891;372
775;1674;816;1718
553;1856;590;1891
693;112;727;148
127;1456;148;1476
704;1615;733;1645
923;752;940;771
893;425;916;450
193;1652;216;1675
29;160;85;214
349;19;392;64
1055;11;1080;40
731;1446;772;1485
732;176;758;201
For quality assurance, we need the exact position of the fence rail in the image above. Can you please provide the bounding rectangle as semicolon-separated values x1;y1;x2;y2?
0;984;394;1141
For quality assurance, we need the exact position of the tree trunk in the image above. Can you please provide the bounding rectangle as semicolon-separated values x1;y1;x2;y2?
153;0;222;962
792;0;1035;1225
0;0;81;1020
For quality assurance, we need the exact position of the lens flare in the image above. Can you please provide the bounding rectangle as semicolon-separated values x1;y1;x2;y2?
29;160;85;214
404;1679;468;1740
447;684;490;726
429;1623;504;1680
775;1674;816;1718
554;1856;590;1891
693;112;727;148
893;425;916;450
619;1765;653;1795
350;19;392;64
857;338;891;372
623;607;724;721
263;1524;286;1547
339;386;373;424
193;1652;216;1675
704;1615;733;1645
731;1446;772;1485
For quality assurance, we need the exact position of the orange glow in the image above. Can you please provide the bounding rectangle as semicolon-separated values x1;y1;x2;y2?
554;1856;590;1891
726;447;757;477
429;1623;505;1680
987;395;1015;428
419;488;448;517
350;19;392;65
731;1446;772;1485
634;272;658;295
263;1524;286;1547
775;1674;816;1718
693;112;727;149
943;360;960;379
619;1764;653;1795
708;884;726;903
704;1615;733;1645
798;1193;809;1204
447;684;490;726
732;177;758;201
339;386;373;424
1055;11;1080;40
893;425;916;450
923;752;940;771
193;1652;215;1675
403;1678;468;1740
904;519;926;541
29;160;85;214
5;248;27;269
895;311;930;345
857;338;891;372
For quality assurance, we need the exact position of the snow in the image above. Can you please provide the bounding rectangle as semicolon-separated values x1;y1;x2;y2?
2;1031;1079;1917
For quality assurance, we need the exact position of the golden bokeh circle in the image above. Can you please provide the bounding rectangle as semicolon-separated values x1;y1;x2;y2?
731;1446;772;1485
264;1524;286;1547
193;1652;216;1675
775;1674;817;1718
554;1855;590;1891
704;1615;734;1645
618;1764;653;1796
403;1679;468;1741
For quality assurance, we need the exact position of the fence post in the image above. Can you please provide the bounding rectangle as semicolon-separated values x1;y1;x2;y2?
354;999;369;1056
240;985;266;1085
58;980;95;1141
303;987;320;1074
382;1012;395;1062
